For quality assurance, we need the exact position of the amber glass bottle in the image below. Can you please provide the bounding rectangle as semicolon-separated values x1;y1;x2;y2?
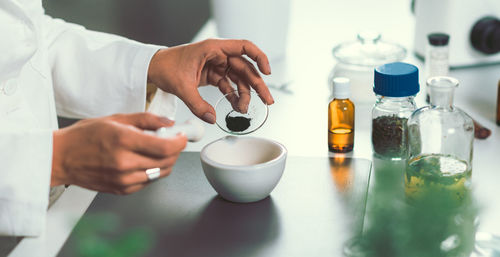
328;77;355;153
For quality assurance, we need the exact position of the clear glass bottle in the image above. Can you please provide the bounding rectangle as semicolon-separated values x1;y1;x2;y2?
328;77;355;153
405;76;474;204
371;62;419;160
424;33;450;103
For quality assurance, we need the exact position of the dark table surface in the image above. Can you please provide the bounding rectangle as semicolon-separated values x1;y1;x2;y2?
58;152;372;257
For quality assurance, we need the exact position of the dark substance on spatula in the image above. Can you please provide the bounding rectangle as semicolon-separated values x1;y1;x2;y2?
225;111;251;132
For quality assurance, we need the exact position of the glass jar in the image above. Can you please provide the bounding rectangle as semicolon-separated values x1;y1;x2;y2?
371;62;419;160
424;33;450;103
405;76;474;205
330;31;407;104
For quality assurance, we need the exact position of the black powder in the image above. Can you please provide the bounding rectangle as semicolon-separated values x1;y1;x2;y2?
225;111;251;132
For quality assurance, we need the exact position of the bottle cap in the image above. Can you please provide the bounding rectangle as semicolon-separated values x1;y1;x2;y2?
332;77;350;99
373;62;419;97
428;33;450;46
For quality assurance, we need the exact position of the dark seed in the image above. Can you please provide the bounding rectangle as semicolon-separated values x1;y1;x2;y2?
372;115;408;158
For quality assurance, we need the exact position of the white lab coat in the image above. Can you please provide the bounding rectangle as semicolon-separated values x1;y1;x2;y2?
0;0;176;236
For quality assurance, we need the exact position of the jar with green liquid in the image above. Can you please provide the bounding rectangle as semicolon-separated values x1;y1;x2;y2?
405;76;474;205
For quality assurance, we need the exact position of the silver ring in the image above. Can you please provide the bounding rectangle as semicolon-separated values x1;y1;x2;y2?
145;167;161;181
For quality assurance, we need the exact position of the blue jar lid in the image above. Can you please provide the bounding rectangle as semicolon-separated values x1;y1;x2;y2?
373;62;419;97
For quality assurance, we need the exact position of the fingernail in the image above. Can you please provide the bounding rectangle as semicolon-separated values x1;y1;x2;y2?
202;113;216;124
267;62;272;75
239;103;248;114
159;117;174;125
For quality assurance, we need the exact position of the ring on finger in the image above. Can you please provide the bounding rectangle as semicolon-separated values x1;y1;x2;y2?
145;167;161;181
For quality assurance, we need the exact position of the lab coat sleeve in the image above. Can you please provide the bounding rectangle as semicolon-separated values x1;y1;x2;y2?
43;15;176;119
0;129;52;236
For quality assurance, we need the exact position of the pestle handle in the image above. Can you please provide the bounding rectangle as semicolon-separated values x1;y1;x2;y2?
145;118;205;142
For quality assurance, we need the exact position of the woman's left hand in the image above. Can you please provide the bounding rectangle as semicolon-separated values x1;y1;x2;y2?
147;38;274;124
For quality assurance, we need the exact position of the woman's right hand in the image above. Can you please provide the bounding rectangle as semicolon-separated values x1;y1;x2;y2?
51;112;187;195
147;39;274;124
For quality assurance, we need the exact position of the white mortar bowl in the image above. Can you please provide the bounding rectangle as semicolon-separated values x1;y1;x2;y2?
200;136;287;203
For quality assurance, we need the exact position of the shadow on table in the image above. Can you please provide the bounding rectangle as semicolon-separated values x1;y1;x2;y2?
62;195;280;257
0;236;21;256
159;196;281;257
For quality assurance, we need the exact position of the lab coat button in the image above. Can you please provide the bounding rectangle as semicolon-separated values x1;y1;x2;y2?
3;80;18;96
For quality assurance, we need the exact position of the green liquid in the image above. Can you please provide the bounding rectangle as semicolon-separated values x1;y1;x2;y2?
405;154;471;205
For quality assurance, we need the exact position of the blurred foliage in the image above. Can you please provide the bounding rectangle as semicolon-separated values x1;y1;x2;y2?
70;212;155;257
345;157;478;257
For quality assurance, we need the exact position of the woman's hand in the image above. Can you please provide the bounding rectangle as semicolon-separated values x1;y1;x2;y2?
147;39;275;124
51;113;187;195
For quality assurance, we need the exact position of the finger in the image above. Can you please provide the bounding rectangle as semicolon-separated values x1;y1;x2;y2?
217;76;235;96
205;66;239;112
233;77;251;114
118;184;146;195
217;77;240;113
226;73;244;111
115;164;176;187
118;167;173;194
90;184;129;195
114;151;180;172
177;90;216;124
81;166;173;195
120;128;187;158
217;39;271;75
111;112;174;130
228;56;274;105
144;167;174;183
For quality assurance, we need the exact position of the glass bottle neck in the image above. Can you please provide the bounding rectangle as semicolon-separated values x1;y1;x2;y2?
427;77;458;109
429;87;455;109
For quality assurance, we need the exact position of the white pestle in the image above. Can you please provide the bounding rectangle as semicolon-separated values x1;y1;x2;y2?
145;118;205;142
